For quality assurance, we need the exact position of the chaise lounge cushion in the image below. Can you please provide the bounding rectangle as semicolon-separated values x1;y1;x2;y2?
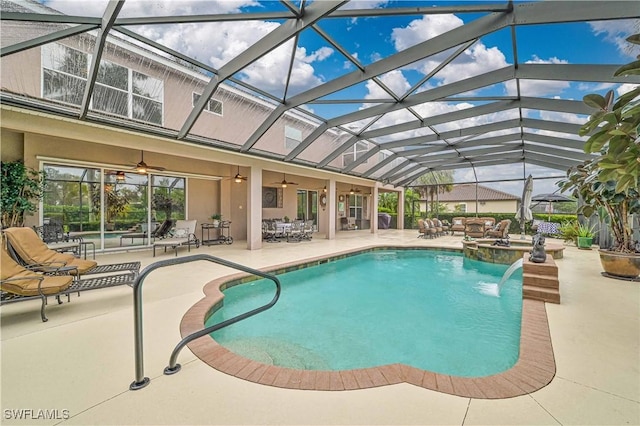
1;247;72;297
3;227;97;274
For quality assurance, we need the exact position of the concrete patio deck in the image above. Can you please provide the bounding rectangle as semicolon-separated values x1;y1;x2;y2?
1;230;639;425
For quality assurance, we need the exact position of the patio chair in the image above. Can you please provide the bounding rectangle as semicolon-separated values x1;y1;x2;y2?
286;220;304;243
33;223;83;256
464;218;486;238
485;219;512;239
436;219;450;235
451;217;466;235
3;227;97;276
120;222;159;246
152;219;199;256
428;219;443;237
1;246;73;322
340;217;356;230
479;217;496;232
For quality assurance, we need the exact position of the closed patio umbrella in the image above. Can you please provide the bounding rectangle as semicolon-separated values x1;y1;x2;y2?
515;175;533;239
531;193;575;221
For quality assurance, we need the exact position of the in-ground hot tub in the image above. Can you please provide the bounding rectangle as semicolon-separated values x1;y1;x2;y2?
463;238;565;264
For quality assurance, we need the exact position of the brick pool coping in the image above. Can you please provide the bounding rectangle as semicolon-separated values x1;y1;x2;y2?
181;245;556;398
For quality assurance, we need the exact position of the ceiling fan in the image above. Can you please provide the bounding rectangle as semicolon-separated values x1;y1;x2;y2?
129;150;166;174
223;166;247;183
272;174;298;188
104;170;128;182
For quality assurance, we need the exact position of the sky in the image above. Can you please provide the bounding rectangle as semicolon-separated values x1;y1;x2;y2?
41;0;639;198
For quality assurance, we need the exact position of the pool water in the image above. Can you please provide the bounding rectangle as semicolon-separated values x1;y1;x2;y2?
207;250;523;377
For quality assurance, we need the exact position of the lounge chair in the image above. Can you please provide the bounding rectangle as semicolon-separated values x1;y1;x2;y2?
3;226;140;295
3;227;97;275
153;219;199;256
1;246;73;322
451;217;466;235
486;219;512;239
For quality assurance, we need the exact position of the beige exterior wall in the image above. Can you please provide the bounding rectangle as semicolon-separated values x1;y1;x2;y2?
439;199;518;214
0;129;25;161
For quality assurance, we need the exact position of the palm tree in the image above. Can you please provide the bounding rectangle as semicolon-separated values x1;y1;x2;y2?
413;171;454;215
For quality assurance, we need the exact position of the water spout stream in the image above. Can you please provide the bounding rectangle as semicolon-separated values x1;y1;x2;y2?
478;258;524;297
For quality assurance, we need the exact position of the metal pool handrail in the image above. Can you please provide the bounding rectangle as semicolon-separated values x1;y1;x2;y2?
130;254;281;391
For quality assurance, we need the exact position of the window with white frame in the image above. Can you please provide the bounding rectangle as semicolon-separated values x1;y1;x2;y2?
192;92;223;115
42;43;163;125
455;203;467;213
284;125;302;150
342;141;369;167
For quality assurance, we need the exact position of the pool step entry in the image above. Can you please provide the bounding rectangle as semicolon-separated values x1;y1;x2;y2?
522;253;560;304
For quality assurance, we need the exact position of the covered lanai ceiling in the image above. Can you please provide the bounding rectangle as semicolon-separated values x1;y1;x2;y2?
1;0;639;188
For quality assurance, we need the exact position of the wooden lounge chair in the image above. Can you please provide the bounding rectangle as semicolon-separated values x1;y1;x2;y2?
1;246;73;322
3;227;97;275
153;219;199;256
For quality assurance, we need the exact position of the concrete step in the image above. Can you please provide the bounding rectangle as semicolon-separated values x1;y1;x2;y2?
523;284;560;304
523;272;559;289
522;254;558;275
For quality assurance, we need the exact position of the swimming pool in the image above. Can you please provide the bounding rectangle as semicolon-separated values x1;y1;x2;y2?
206;249;522;378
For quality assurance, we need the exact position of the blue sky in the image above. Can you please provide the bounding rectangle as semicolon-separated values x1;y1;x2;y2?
42;0;638;196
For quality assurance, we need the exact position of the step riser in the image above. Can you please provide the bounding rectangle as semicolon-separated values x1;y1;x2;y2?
522;253;561;304
522;273;559;289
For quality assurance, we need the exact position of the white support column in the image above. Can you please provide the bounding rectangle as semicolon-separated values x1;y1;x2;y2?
326;179;336;240
397;188;405;230
371;186;379;234
247;166;262;250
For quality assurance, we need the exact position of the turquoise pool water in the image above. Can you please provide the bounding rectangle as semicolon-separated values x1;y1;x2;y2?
207;249;523;377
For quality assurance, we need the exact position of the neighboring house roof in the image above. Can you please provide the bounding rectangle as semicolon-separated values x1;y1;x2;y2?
427;184;519;202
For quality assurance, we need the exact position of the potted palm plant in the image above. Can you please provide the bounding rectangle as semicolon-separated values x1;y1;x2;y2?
560;33;640;279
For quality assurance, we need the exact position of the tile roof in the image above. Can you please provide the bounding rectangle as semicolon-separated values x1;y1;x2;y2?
426;184;519;202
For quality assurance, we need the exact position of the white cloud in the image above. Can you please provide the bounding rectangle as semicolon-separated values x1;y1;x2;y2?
390;15;508;86
590;19;640;59
392;14;464;51
364;70;410;99
504;56;571;96
617;83;639;97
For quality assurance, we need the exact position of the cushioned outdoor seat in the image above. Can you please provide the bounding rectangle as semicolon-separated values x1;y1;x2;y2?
464;218;486;238
451;217;466;235
486;219;512;239
1;246;73;322
3;227;97;275
153;219;199;256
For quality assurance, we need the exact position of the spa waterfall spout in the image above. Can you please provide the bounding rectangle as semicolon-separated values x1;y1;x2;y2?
498;258;524;294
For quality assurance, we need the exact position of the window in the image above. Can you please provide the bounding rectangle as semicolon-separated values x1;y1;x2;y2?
284;126;302;150
342;141;369;167
192;92;223;115
455;203;467;213
348;194;364;219
42;44;87;105
42;44;163;125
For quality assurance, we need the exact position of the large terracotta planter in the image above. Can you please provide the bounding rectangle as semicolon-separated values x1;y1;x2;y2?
598;250;640;280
